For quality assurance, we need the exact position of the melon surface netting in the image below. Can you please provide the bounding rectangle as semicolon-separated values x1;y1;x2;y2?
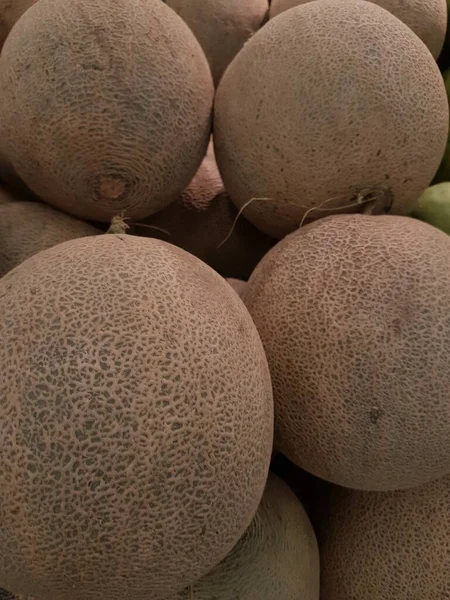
214;0;449;238
0;234;273;600
243;214;450;491
0;0;213;222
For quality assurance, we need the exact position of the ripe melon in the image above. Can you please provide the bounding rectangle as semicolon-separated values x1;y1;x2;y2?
226;278;247;298
0;201;100;277
171;473;319;600
135;141;274;280
0;0;38;49
214;0;449;238
0;234;273;600
0;0;213;222
243;214;450;491
318;475;450;599
164;0;269;86
269;0;446;58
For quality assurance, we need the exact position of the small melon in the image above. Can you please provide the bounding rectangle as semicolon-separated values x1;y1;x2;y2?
0;234;273;600
318;475;450;599
269;0;447;58
0;0;38;49
409;181;450;234
0;201;100;277
135;141;274;280
243;214;450;490
214;0;448;238
0;0;213;222
165;0;269;86
172;473;319;600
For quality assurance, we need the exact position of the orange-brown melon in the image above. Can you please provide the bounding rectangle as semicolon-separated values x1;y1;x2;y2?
0;234;273;600
243;214;450;490
0;0;213;222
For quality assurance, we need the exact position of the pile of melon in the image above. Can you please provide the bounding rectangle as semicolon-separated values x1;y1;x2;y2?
1;0;450;598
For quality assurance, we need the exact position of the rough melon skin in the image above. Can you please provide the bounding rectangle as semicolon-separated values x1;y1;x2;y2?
0;0;213;222
318;476;450;599
0;201;100;277
0;234;273;600
214;0;449;238
269;0;446;58
243;214;450;491
171;473;319;600
0;0;38;49
137;141;274;280
165;0;269;86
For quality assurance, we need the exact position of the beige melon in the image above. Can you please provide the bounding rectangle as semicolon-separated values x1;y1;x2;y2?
269;0;446;58
165;0;269;86
135;141;274;280
0;234;273;600
243;214;450;490
214;0;448;238
171;473;319;600
226;278;247;298
318;475;450;599
0;0;38;49
0;201;100;277
0;0;213;222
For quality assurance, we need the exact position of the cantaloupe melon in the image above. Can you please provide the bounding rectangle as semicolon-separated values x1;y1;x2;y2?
0;234;273;600
0;201;100;277
318;475;450;599
164;0;269;86
226;278;247;298
135;141;274;280
269;0;447;58
0;0;213;222
243;214;450;491
171;473;319;600
214;0;449;238
0;0;38;49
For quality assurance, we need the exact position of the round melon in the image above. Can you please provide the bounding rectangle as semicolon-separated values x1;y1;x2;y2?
409;181;450;234
171;473;319;600
135;141;274;280
165;0;269;86
243;214;450;491
0;0;213;222
226;278;247;298
318;475;450;599
214;0;449;238
0;201;100;277
269;0;446;58
0;0;38;49
0;234;273;600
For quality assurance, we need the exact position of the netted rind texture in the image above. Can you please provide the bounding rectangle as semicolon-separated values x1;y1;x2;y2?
0;235;273;600
137;142;274;280
318;475;450;599
170;473;319;600
243;214;450;491
165;0;269;86
214;0;449;238
0;0;38;49
269;0;446;58
0;201;100;277
0;0;213;222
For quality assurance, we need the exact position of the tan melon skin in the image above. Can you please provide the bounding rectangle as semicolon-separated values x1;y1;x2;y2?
170;473;319;600
214;0;449;239
226;278;247;298
0;201;100;277
137;142;274;280
318;475;450;599
165;0;269;86
0;234;273;600
243;214;450;491
270;0;447;58
0;0;38;49
0;0;213;222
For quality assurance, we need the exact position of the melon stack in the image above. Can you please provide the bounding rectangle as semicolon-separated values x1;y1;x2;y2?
1;0;450;598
